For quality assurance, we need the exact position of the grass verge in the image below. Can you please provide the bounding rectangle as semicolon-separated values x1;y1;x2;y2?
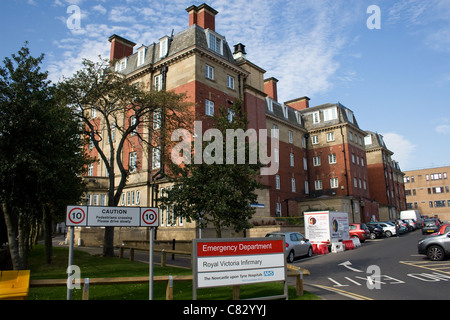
27;245;320;300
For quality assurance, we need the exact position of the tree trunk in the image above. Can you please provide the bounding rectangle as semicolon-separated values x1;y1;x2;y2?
18;214;30;269
2;203;22;270
103;226;115;257
43;205;53;264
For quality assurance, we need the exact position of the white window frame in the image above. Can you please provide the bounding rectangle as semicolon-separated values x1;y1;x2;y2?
152;147;161;169
159;36;169;58
291;178;296;192
275;175;280;190
311;135;319;145
323;107;337;121
288;130;293;144
137;47;146;66
205;64;214;80
330;178;339;189
154;74;162;91
290;153;294;167
315;180;323;190
328;153;337;164
326;132;335;142
205;99;214;116
312;111;320;124
227;75;235;89
129;152;137;173
276;202;282;217
313;156;321;167
206;30;223;55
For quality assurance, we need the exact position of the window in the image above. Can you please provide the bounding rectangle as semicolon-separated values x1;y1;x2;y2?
290;153;294;167
311;135;319;144
205;64;214;80
326;132;335;142
275;175;280;190
313;156;321;166
267;97;273;112
282;105;288;118
345;109;354;123
330;178;339;188
154;74;162;91
274;148;279;163
130;115;137;135
137;47;146;66
328;153;337;164
208;32;223;54
305;181;309;194
152;147;160;169
315;180;323;190
303;157;308;170
153;109;161;129
116;58;127;72
88;163;94;176
159;36;169;58
312;111;320;124
323;107;337;121
276;202;282;217
295;111;302;124
227;75;235;89
227;108;235;123
272;124;279;138
129;152;137;173
291;178;296;192
205;99;214;116
288;130;293;144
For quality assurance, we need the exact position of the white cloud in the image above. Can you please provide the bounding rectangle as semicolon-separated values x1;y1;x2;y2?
381;132;417;169
436;124;450;135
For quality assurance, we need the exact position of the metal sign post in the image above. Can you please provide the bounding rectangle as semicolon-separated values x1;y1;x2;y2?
65;205;159;300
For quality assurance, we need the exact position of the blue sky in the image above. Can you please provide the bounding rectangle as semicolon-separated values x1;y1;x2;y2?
1;0;450;171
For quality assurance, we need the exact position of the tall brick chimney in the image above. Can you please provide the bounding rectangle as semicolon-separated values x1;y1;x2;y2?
186;3;218;31
285;96;311;110
264;77;279;102
108;34;136;62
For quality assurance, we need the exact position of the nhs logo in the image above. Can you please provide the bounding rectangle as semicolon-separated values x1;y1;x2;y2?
264;271;274;277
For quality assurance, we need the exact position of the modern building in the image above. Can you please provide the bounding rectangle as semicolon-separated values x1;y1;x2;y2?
80;3;406;244
403;166;450;221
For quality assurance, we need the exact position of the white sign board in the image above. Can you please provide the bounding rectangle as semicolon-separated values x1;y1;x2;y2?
193;238;286;289
66;206;159;227
304;211;349;243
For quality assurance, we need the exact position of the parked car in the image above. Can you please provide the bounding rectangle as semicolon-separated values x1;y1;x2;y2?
403;219;417;231
431;224;450;236
265;232;313;263
349;223;370;242
418;231;450;261
422;219;441;235
367;221;396;238
393;219;409;233
366;224;384;239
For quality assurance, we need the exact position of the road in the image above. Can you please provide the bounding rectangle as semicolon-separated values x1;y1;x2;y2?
292;230;450;300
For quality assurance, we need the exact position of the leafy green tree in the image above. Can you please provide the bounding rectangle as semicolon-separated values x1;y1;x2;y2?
0;43;87;268
161;100;263;238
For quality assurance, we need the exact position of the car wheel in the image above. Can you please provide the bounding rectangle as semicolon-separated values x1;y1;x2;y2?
307;246;313;257
370;233;376;240
427;245;445;261
385;231;392;238
287;250;295;263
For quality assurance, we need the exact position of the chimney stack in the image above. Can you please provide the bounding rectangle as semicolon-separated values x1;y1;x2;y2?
285;96;311;110
108;34;136;62
264;77;279;102
186;3;218;31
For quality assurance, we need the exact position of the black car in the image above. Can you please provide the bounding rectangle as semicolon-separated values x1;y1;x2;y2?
367;224;384;239
422;219;440;235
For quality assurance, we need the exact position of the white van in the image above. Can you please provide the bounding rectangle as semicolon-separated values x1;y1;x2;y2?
400;210;423;228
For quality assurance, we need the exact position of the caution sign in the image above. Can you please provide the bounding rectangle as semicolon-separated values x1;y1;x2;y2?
66;206;159;227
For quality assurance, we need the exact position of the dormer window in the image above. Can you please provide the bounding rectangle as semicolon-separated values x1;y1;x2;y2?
266;97;273;112
137;47;146;66
282;104;288;119
295;111;302;125
115;58;127;72
205;30;223;55
159;36;169;59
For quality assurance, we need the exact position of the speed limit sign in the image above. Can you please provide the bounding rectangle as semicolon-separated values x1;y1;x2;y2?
141;208;159;227
66;206;87;226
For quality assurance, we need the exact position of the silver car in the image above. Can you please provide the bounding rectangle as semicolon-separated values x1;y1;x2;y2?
265;232;313;263
418;231;450;261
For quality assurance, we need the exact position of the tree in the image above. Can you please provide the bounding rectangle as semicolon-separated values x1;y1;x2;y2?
0;43;87;269
57;58;191;256
161;100;263;238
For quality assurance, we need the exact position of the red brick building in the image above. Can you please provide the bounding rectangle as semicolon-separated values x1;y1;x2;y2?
82;3;405;243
